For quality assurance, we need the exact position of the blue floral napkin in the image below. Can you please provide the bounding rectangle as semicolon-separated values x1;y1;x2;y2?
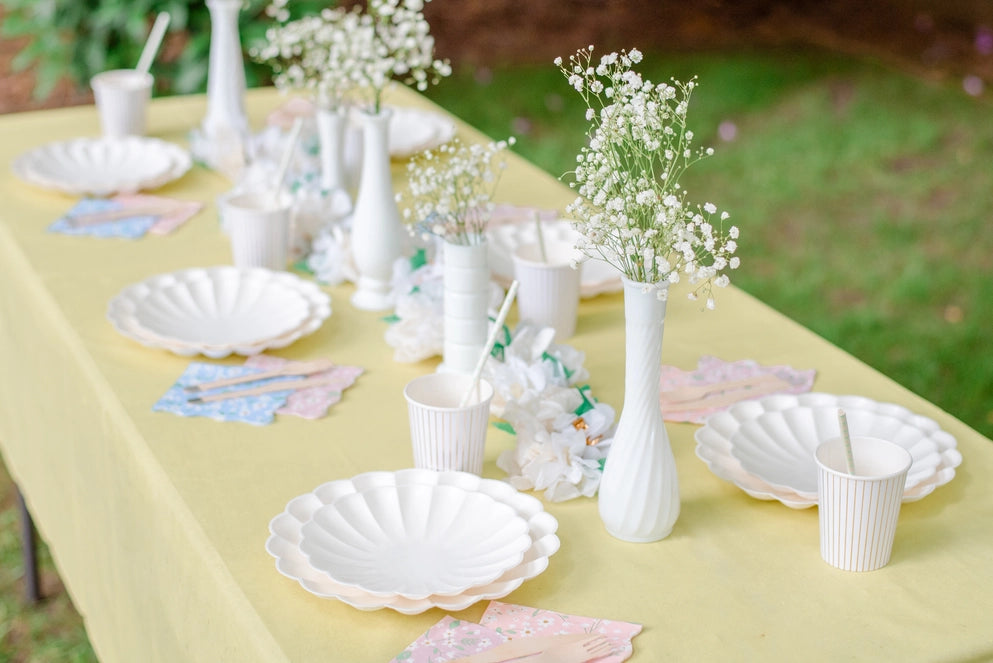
48;195;202;239
152;362;301;426
48;198;159;239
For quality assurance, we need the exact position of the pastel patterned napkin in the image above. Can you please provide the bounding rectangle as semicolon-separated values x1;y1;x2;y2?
48;194;202;239
391;602;642;662
479;602;641;662
390;616;506;662
153;356;363;425
660;355;816;423
153;362;295;425
243;355;363;420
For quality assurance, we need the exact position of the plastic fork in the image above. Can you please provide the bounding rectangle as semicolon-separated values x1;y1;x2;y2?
531;634;613;662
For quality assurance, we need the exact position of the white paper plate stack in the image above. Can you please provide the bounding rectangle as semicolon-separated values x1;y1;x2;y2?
694;393;962;509
107;267;331;358
266;469;560;614
12;136;192;196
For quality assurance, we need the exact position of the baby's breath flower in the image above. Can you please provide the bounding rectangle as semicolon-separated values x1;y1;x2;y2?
398;138;513;245
254;0;450;114
554;45;738;307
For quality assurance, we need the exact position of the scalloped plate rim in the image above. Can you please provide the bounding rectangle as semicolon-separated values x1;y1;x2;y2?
12;136;192;196
265;469;559;613
106;267;331;357
694;392;961;507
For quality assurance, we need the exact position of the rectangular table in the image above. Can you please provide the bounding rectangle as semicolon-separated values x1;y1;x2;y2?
1;87;991;662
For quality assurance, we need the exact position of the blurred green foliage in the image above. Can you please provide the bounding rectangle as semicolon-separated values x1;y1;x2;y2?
0;0;327;99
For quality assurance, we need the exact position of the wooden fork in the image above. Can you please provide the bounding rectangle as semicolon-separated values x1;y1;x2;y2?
531;634;613;662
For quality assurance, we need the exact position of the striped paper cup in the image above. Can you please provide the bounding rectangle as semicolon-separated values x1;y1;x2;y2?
404;373;494;475
816;436;912;572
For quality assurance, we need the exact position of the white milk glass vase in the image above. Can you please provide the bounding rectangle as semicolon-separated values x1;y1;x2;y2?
202;0;248;152
315;102;348;194
350;109;404;311
598;278;680;542
439;240;489;374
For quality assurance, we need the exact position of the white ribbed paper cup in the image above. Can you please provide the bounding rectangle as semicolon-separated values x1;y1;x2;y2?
224;191;292;270
513;240;582;341
816;436;912;572
404;373;494;475
91;69;153;137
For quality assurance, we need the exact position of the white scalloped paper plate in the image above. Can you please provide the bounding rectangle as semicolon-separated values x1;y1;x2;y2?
107;267;331;358
487;218;621;298
12;136;192;196
266;469;560;614
300;483;531;600
694;393;962;509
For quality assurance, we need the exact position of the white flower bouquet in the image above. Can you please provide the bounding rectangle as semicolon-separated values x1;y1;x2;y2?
399;137;515;246
352;0;452;113
556;45;740;307
256;0;451;113
252;6;364;109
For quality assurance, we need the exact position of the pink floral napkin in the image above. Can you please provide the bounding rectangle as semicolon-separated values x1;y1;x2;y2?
479;602;641;662
243;355;363;420
391;602;642;662
660;355;816;423
390;616;506;662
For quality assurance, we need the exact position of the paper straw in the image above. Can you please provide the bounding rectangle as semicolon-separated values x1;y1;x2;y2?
838;408;856;474
136;12;171;75
459;280;519;407
272;117;304;207
534;211;548;263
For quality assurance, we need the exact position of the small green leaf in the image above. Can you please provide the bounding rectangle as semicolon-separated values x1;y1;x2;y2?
409;248;428;270
492;421;515;435
574;385;596;415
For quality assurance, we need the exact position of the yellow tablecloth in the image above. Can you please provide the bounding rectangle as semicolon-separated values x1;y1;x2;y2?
1;87;991;662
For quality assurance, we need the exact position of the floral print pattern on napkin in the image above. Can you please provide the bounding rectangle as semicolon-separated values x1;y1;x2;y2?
660;355;816;423
391;616;506;662
153;356;363;425
47;194;201;239
152;362;295;426
479;601;642;662
244;355;363;419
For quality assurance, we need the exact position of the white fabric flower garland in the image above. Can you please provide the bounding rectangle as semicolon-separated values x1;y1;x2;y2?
382;250;617;501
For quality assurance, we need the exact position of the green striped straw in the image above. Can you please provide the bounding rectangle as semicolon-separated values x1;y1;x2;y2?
837;408;856;474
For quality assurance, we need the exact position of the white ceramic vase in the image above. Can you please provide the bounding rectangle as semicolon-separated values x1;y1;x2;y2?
350;109;404;311
439;240;490;374
598;278;680;542
202;0;248;144
315;104;348;194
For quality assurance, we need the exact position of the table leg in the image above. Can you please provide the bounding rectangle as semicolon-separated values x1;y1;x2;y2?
16;486;41;603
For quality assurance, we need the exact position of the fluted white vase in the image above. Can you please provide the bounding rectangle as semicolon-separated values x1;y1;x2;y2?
439;240;490;374
598;278;680;542
202;0;248;144
315;105;348;194
350;109;404;311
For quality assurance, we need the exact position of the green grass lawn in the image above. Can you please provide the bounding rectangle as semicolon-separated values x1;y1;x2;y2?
2;46;991;660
